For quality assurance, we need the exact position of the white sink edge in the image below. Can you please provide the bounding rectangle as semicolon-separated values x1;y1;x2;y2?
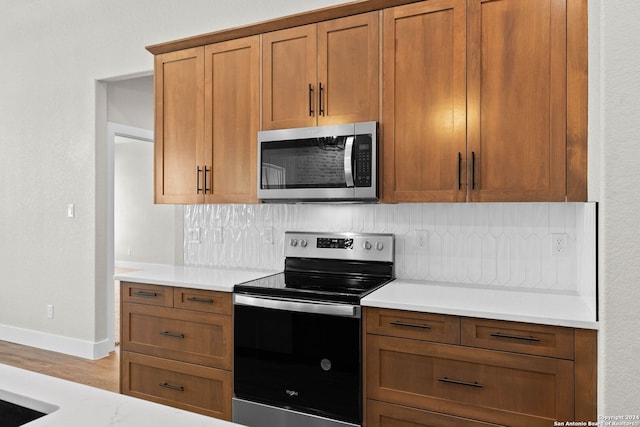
0;388;59;414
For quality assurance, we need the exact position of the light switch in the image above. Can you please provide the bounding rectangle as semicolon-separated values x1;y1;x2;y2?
67;203;75;218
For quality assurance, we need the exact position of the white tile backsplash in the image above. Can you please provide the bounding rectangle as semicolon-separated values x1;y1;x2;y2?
184;202;597;293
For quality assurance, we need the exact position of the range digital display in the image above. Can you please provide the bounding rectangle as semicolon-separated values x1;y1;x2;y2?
317;238;354;249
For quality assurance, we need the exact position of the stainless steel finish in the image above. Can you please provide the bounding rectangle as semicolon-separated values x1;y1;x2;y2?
344;135;355;188
257;121;377;202
284;231;394;263
233;397;360;427
234;294;361;318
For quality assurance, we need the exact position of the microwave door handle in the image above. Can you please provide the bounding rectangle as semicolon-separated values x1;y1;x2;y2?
344;136;355;187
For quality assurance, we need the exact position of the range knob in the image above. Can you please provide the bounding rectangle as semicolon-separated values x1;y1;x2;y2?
363;240;372;251
300;239;308;248
376;241;384;251
290;238;298;247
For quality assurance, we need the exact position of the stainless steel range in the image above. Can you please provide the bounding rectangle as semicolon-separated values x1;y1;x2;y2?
232;231;394;427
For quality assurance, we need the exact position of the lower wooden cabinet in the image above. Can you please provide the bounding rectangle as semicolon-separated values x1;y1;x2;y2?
120;282;233;421
367;400;504;427
121;352;232;420
364;308;597;427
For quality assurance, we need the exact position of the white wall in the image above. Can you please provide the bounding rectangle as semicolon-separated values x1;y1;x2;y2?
107;76;154;130
114;136;176;264
591;0;640;415
0;0;638;416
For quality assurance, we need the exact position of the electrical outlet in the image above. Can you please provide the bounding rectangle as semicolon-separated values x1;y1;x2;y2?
47;304;54;319
214;227;224;244
552;233;568;256
263;227;274;245
187;228;201;244
414;230;428;252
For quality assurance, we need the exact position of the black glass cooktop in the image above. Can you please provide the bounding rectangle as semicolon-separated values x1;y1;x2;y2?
234;258;394;304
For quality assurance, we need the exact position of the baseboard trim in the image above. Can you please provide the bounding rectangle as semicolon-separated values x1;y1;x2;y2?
0;324;115;360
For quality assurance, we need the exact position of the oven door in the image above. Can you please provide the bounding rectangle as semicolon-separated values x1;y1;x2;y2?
233;295;362;426
257;121;377;202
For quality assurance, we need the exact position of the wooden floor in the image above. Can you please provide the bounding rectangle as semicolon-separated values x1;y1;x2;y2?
0;340;119;393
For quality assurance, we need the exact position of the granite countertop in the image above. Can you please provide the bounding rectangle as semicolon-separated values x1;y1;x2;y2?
0;364;243;427
362;279;598;330
113;262;279;292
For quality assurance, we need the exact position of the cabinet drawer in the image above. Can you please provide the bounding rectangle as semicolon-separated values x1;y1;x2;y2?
366;335;574;427
365;308;459;344
367;400;505;427
461;317;575;359
121;351;232;420
121;282;173;307
122;303;231;369
173;287;232;314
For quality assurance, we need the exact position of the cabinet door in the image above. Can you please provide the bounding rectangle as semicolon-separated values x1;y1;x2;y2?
382;0;467;202
317;12;379;126
262;25;317;130
467;0;567;201
154;47;205;204
204;36;259;203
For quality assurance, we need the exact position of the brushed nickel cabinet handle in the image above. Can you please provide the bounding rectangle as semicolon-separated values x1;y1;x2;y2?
490;331;541;342
159;382;184;392
308;84;314;116
160;331;185;339
204;166;210;194
318;82;325;116
457;152;462;190
438;377;483;388
187;297;214;304
196;166;204;193
132;291;158;298
389;320;432;330
471;151;476;190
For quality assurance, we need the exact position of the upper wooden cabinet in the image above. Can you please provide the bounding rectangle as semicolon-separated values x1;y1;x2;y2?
467;0;567;202
382;0;467;202
154;47;205;204
151;0;586;204
262;12;379;130
204;36;259;203
154;37;259;204
382;0;587;203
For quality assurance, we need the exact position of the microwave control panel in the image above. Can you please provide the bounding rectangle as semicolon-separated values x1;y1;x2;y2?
354;137;372;187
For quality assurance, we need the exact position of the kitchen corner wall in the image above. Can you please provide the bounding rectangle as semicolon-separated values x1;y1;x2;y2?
185;202;596;295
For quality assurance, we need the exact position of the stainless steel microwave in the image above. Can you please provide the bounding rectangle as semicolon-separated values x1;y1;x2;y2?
258;121;378;202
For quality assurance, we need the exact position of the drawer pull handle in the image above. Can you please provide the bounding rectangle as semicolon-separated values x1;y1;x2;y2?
160;331;185;339
389;320;432;330
132;291;158;298
186;297;214;304
490;332;541;342
159;382;184;392
438;377;483;388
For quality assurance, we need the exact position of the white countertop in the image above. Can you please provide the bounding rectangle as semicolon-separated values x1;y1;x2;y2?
362;280;598;330
0;364;243;427
114;262;279;292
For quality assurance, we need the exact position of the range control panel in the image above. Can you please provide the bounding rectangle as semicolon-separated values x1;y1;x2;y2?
285;231;394;263
317;237;353;249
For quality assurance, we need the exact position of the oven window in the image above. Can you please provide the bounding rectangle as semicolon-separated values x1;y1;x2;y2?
234;304;361;424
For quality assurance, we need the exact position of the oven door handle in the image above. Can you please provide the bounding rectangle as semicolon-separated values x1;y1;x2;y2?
234;294;361;318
